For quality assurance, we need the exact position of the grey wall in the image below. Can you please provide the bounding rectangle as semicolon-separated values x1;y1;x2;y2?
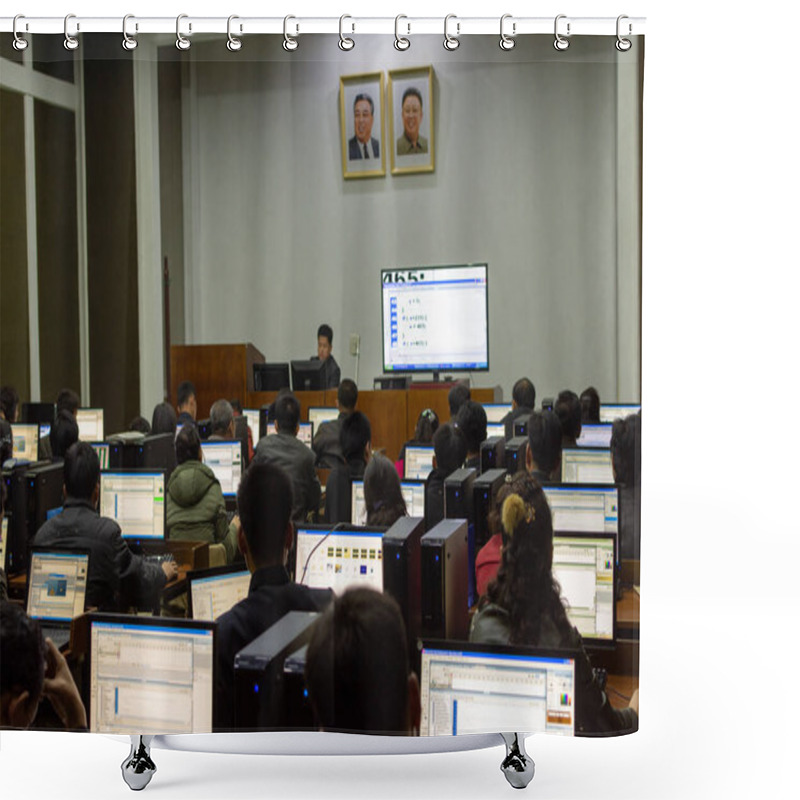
170;34;641;402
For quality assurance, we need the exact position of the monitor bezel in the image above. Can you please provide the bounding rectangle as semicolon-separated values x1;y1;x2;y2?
99;468;167;541
403;445;435;481
26;546;91;622
560;447;614;484
201;438;244;498
290;359;327;392
576;422;614;448
186;563;252;620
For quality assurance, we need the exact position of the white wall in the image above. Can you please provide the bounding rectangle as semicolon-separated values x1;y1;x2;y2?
173;34;641;402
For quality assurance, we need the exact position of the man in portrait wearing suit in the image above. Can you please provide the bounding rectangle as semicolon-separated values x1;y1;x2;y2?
348;93;380;161
396;87;428;156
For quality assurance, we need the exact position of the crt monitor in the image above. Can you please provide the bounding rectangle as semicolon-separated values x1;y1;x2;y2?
481;403;512;424
188;564;251;621
307;407;339;430
404;445;435;481
76;408;104;442
11;424;38;462
599;403;641;423
88;614;214;733
253;362;291;391
99;471;166;540
576;423;613;448
419;641;576;737
561;448;614;484
290;360;326;391
202;440;243;497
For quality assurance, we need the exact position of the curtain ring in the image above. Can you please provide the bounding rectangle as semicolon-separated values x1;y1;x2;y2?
615;15;632;52
12;15;28;51
499;13;516;51
176;14;191;50
227;15;242;51
553;14;570;51
122;15;138;51
283;15;299;51
394;15;410;51
339;14;355;51
443;14;460;51
64;13;79;51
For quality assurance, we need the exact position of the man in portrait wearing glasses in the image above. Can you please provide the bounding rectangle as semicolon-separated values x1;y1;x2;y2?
348;93;380;161
396;87;428;156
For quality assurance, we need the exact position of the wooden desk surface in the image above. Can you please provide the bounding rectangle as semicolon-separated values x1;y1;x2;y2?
606;673;639;710
617;587;640;632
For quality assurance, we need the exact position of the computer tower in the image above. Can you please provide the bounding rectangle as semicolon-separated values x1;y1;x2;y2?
473;469;507;551
480;436;506;474
233;611;319;731
282;645;315;730
541;397;554;412
420;519;469;641
234;416;250;467
137;433;177;483
445;468;476;606
26;462;65;540
3;464;29;575
505;436;528;473
512;416;529;437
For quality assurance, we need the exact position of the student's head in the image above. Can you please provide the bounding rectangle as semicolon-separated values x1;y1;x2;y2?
432;423;467;475
210;398;235;437
0;419;12;465
56;388;80;416
526;411;562;478
554;390;582;443
129;416;151;435
455;400;487;456
340;411;371;462
364;453;407;528
337;379;358;413
50;411;80;460
353;93;375;145
229;398;243;415
413;408;439;443
317;324;333;361
175;424;202;465
236;460;294;570
63;441;100;502
447;383;471;418
151;401;177;435
274;393;301;435
401;87;423;145
176;381;197;419
305;587;420;735
610;412;641;487
512;378;536;410
0;602;46;728
0;385;19;423
580;387;601;423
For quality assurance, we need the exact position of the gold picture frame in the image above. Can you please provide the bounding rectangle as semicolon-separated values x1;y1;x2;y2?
388;66;435;175
340;71;386;180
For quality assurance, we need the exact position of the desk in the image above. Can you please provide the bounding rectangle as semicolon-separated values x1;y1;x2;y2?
606;673;639;710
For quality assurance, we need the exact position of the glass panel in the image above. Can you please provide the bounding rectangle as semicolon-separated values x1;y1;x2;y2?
32;35;75;83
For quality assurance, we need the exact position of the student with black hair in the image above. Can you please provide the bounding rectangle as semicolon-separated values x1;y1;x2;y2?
32;442;175;610
555;390;582;448
129;416;151;435
501;378;536;440
526;410;562;482
0;385;19;424
312;378;358;468
254;392;321;523
455;399;488;471
447;383;471;419
176;380;197;426
611;412;641;560
580;387;601;423
214;461;333;731
151;401;178;435
364;453;407;528
396;407;439;478
315;323;341;389
50;410;80;461
323;411;371;524
305;587;420;735
425;422;467;529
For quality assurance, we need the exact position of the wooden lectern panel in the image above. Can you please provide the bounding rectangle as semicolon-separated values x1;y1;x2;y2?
406;386;502;436
355;390;408;462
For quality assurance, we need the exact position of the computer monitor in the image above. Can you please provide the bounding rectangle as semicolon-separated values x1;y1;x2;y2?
88;614;214;733
202;440;243;497
561;448;614;484
297;422;314;448
188;564;251;621
481;403;512;424
253;362;291;392
11;424;38;462
76;408;104;442
542;484;619;536
351;480;367;526
295;524;385;594
0;517;7;570
90;442;110;471
22;402;55;445
599;403;641;423
404;445;435;481
419;641;577;736
553;532;616;647
576;423;613;448
242;408;260;441
290;359;326;392
401;481;426;517
486;422;506;439
307;407;339;431
27;549;89;622
99;471;166;540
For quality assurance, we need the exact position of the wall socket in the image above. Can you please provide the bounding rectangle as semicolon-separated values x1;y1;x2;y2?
349;333;361;357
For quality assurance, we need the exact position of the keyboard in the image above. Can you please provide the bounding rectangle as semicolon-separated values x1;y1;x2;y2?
144;552;176;565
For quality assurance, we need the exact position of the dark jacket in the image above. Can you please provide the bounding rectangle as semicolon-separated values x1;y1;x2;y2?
323;456;366;524
320;355;341;389
312;414;345;468
32;497;166;611
255;433;321;522
214;565;333;731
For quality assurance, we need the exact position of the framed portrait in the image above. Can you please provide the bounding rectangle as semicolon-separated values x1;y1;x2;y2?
340;72;386;180
388;66;435;175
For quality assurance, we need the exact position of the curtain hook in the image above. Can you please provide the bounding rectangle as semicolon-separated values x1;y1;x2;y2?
394;15;410;51
12;15;28;51
616;15;632;52
443;14;460;51
283;15;299;51
227;15;242;51
499;14;516;51
122;15;138;51
176;14;191;50
64;13;79;51
339;14;355;51
554;14;570;51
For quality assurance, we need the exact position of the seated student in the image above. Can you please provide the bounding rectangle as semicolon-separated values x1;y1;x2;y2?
580;386;601;423
555;390;582;449
165;425;239;563
305;587;420;735
425;423;467;530
323;411;371;524
312;378;358;468
49;410;80;461
396;407;439;479
176;380;197;426
0;601;88;730
229;398;254;462
455;399;487;472
0;385;19;424
314;323;341;389
208;398;235;440
38;388;80;461
611;412;641;561
214;461;333;731
447;382;471;420
470;471;638;734
364;453;407;528
501;378;536;440
0;416;11;467
33;442;176;610
129;416;151;435
254;393;321;523
151;400;178;435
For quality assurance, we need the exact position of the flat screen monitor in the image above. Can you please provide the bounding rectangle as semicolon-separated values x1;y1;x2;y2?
202;440;243;497
27;549;89;622
253;362;291;392
481;403;512;424
76;408;104;442
419;641;576;737
351;480;425;526
307;407;339;431
542;484;619;537
0;517;7;570
561;448;614;484
576;423;613;448
99;471;166;540
297;422;314;448
381;263;489;374
90;442;110;471
11;424;38;461
351;480;367;526
599;403;641;423
552;532;616;646
242;409;260;441
486;422;506;438
39;423;51;440
88;615;214;733
290;359;326;391
404;445;435;481
295;525;384;594
188;565;251;621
